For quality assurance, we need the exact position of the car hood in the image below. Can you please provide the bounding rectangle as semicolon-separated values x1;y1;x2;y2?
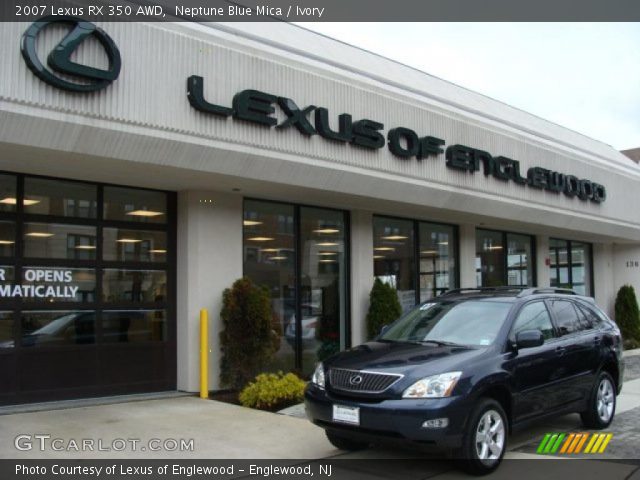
325;340;490;380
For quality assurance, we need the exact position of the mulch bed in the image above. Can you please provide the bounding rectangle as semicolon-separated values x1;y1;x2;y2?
209;390;241;406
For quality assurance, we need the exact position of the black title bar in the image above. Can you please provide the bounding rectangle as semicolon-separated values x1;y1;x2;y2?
2;0;640;22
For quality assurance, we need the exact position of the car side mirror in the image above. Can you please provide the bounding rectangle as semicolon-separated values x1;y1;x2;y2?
380;324;390;335
515;329;544;349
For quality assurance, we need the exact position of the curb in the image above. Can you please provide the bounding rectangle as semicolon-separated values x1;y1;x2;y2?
623;348;640;358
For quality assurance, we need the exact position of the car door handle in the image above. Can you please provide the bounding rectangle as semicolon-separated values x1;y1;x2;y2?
594;336;602;345
555;346;567;356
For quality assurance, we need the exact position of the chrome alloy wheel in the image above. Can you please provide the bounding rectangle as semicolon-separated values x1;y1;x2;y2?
597;377;615;422
475;409;505;463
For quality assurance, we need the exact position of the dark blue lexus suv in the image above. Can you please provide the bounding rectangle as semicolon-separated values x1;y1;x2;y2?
304;287;624;474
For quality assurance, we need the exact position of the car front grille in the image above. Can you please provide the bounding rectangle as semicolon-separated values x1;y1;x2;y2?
328;368;403;394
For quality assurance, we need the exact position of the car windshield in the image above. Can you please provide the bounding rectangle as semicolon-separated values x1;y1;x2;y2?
379;299;513;346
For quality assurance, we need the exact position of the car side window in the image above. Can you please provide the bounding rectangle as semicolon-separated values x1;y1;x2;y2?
549;299;583;336
576;303;603;330
510;301;556;343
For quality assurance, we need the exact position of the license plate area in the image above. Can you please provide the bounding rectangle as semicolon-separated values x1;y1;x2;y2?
332;404;360;425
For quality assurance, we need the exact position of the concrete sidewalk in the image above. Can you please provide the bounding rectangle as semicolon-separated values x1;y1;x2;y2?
0;396;336;459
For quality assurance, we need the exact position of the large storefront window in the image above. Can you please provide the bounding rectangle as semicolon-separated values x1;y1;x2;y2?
243;200;348;376
373;216;458;312
549;239;593;296
0;172;175;404
476;229;534;287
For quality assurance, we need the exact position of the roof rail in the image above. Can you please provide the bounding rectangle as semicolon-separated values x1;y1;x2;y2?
440;287;526;296
516;288;578;297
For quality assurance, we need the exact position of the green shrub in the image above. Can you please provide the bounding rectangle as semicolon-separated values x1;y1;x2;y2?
239;372;306;410
614;284;640;346
366;278;402;340
315;279;341;361
219;277;280;390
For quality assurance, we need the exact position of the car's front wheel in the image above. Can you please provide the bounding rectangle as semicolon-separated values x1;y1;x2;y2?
458;399;508;475
581;371;616;429
325;431;369;451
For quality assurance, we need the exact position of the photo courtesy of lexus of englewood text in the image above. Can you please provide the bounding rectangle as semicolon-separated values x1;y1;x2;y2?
0;1;639;479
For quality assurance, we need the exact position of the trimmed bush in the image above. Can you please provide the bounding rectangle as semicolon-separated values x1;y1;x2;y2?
624;338;640;351
366;278;402;340
220;277;280;390
615;284;640;348
239;372;306;411
316;279;340;361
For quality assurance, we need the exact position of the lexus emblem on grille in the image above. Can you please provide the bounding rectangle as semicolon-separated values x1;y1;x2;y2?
349;374;363;386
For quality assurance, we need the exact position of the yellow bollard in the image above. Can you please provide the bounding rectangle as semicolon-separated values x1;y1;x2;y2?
200;309;209;399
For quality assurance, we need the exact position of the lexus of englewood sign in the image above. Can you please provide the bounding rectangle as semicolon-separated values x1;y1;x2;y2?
20;18;607;203
188;77;607;203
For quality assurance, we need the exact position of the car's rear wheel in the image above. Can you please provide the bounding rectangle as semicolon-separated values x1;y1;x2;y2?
458;398;507;475
325;431;369;451
581;371;616;429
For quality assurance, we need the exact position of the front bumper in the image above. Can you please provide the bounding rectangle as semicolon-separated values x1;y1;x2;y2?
304;384;472;449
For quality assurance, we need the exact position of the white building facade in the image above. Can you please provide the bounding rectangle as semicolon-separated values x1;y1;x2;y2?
0;19;639;404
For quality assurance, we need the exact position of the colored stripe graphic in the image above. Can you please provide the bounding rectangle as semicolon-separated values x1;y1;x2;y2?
551;434;566;453
537;434;552;454
560;433;575;454
598;434;613;453
584;433;599;453
544;434;559;453
537;433;613;455
574;433;589;453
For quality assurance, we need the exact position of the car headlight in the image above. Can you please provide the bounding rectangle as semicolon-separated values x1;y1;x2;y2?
402;372;462;398
311;362;325;389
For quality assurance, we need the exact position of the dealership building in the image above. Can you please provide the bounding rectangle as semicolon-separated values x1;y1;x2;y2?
0;19;639;405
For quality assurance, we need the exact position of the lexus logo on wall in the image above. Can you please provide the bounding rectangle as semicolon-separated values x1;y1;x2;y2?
21;16;121;93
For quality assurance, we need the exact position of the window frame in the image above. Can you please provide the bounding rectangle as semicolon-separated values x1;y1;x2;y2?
373;213;461;307
507;299;558;345
0;170;176;351
476;228;537;288
242;197;351;371
547;298;587;338
549;238;594;296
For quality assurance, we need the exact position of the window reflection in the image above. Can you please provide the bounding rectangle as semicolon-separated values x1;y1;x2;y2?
419;223;457;301
102;269;166;303
0;174;172;357
0;174;17;213
476;230;505;287
476;230;533;287
24;223;96;260
104;187;167;223
550;239;592;296
21;311;96;347
506;233;532;286
243;200;296;373
300;207;347;374
102;310;166;343
0;222;16;257
373;217;416;312
0;265;14;284
24;178;97;218
103;228;167;262
0;311;13;348
571;242;592;296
